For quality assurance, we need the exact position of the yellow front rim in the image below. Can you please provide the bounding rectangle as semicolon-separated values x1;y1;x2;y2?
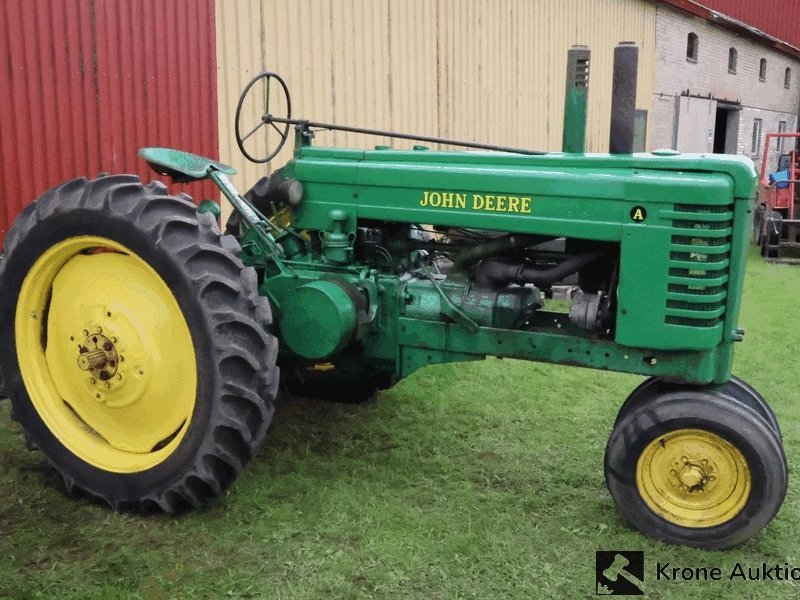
15;236;197;473
636;428;750;528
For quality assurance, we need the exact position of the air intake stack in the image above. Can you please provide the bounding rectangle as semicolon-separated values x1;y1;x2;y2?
609;42;638;154
562;45;590;153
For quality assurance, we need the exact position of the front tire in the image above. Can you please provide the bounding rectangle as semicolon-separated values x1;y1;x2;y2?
614;376;782;438
0;175;279;511
605;391;787;548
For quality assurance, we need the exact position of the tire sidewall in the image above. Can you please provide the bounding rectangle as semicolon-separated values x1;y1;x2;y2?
614;377;781;437
605;394;787;548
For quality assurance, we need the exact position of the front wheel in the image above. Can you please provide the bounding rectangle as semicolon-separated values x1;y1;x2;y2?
0;175;279;511
614;376;782;438
605;390;787;548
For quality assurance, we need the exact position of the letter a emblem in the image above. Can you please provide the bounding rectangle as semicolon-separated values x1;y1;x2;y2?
630;206;647;222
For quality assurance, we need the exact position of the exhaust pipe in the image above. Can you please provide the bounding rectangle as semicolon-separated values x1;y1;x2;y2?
562;45;590;153
609;42;638;154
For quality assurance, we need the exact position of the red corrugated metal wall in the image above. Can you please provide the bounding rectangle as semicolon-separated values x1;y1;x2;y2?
697;0;800;50
0;0;219;248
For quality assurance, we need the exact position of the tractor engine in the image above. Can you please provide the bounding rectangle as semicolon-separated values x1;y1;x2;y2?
236;174;622;383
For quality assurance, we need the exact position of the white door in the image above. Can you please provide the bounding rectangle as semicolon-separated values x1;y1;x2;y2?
675;96;716;152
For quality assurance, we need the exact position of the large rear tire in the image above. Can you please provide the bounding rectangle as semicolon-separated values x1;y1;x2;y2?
0;175;279;511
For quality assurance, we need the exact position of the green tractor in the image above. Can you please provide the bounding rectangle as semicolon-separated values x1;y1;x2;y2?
0;44;786;549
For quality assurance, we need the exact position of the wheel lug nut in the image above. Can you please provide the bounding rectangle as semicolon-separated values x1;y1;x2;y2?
104;382;111;389
90;377;96;384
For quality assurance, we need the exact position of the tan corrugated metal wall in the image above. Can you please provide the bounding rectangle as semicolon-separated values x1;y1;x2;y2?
216;0;655;206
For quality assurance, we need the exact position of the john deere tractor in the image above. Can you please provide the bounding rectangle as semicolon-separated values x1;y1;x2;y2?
0;44;786;549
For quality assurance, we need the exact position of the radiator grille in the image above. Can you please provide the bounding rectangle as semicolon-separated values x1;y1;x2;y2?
663;203;733;328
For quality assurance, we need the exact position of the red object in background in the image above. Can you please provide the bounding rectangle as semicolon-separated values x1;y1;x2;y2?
697;0;800;51
0;0;219;248
759;133;800;219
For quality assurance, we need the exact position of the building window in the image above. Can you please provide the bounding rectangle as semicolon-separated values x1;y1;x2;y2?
728;48;737;73
778;121;787;152
785;67;792;88
686;33;698;62
752;119;763;156
759;59;767;81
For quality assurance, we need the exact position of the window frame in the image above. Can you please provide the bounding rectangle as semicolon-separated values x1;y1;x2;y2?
686;33;699;63
728;48;737;74
759;58;767;81
752;118;763;156
785;67;792;89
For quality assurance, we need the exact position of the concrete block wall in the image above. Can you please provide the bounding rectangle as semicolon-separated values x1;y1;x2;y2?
651;5;800;156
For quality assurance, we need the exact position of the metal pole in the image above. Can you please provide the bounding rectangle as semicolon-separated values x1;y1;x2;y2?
563;45;590;153
609;42;638;154
266;116;546;156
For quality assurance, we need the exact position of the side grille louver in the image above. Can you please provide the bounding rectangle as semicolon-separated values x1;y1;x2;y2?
663;203;733;328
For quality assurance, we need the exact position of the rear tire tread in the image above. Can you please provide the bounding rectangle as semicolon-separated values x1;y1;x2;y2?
0;174;278;512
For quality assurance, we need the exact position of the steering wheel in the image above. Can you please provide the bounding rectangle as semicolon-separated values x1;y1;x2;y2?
235;72;292;164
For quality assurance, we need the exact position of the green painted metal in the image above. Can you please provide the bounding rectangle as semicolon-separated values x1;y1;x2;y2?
278;280;358;359
404;278;542;330
562;46;590;153
191;131;757;387
320;209;356;264
137;147;236;181
197;199;221;217
396;318;727;381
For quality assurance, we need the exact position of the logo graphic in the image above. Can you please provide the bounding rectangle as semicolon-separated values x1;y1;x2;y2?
630;206;647;222
596;551;644;595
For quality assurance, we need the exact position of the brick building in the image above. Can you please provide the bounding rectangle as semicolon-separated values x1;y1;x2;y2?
650;1;800;159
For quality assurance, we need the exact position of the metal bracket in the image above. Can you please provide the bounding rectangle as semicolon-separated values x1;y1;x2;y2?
208;169;288;272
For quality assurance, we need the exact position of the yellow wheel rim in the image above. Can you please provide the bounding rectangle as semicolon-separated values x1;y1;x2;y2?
636;428;750;528
15;236;197;473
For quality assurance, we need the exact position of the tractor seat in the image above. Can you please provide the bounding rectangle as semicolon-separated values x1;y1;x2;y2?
138;147;237;183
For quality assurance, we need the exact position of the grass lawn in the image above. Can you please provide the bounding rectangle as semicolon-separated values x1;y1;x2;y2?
1;246;799;599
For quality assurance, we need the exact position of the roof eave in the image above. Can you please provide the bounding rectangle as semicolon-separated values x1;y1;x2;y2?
656;0;800;60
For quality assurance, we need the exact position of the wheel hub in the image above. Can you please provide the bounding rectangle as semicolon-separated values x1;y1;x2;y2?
77;330;119;382
673;459;713;492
